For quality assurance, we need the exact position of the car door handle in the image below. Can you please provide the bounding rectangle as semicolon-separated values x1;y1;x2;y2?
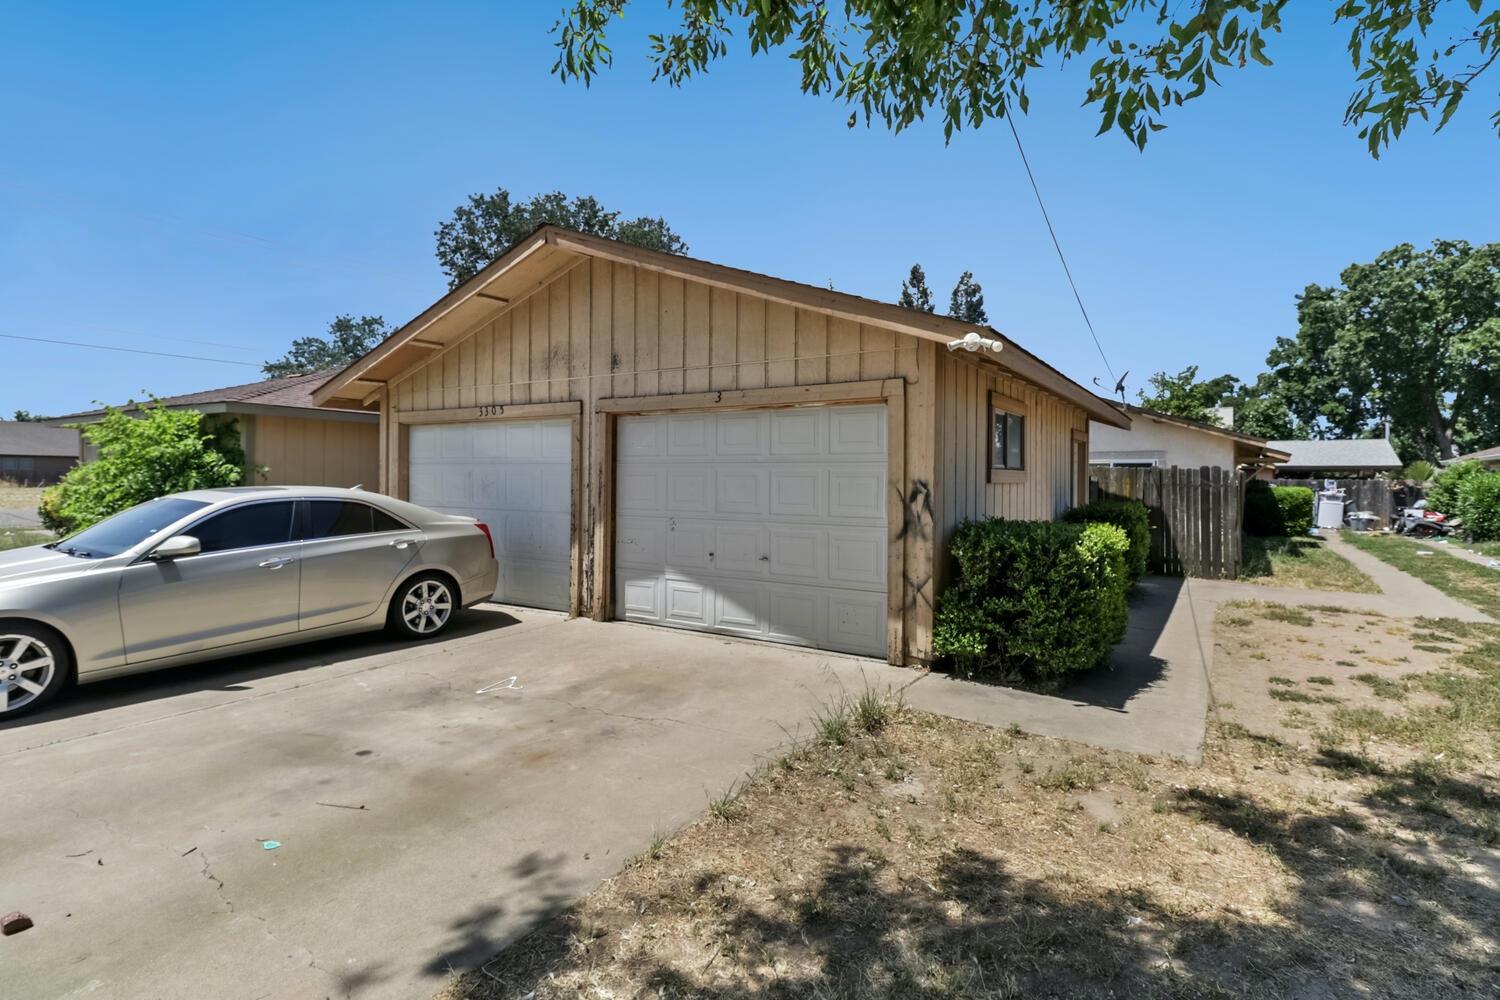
388;538;419;550
259;557;296;569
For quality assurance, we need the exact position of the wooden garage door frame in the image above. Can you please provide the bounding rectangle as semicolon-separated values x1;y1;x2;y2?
394;400;586;615
595;379;906;663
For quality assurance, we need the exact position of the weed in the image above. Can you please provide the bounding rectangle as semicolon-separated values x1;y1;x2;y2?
1263;606;1314;627
1271;688;1340;704
707;782;742;822
1352;673;1408;700
1308;676;1334;686
1268;676;1296;687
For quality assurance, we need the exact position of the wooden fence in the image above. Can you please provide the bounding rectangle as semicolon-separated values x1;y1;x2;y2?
1270;478;1421;525
1090;465;1245;580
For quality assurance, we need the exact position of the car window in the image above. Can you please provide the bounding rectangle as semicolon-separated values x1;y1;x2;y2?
53;497;209;559
298;499;409;539
188;502;296;554
371;507;406;533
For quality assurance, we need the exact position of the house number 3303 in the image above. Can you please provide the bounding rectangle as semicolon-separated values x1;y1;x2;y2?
477;404;505;417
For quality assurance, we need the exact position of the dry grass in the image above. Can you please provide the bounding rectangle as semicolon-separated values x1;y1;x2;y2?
0;482;45;510
438;612;1500;1000
1240;535;1380;593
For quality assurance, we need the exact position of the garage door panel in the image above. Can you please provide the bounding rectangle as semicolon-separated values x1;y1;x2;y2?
715;468;767;516
828;530;885;586
830;407;886;455
769;468;823;518
828;467;885;520
713;524;767;575
616;517;667;567
666;519;714;571
615;405;886;657
770;410;821;455
716;412;767;456
409;418;572;611
666;467;713;512
617;468;664;514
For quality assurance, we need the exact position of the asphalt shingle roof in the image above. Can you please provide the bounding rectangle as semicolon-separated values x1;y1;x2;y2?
1268;438;1403;470
53;370;338;420
0;421;79;457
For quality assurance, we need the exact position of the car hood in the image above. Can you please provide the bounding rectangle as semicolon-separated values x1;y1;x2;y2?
0;544;104;586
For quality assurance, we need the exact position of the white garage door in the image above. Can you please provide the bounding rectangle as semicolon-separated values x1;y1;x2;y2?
408;420;572;611
615;404;887;657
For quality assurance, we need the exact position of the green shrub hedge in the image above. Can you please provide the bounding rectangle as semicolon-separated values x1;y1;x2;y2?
1245;482;1315;537
1457;470;1500;542
933;518;1130;681
1061;499;1150;582
1428;460;1484;518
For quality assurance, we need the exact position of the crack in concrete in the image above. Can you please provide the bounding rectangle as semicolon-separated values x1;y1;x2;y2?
196;850;234;913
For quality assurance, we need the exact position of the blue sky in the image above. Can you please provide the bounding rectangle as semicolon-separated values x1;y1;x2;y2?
2;2;1496;418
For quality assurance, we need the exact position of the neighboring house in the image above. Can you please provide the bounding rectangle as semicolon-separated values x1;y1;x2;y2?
314;225;1130;665
1451;445;1500;470
1266;438;1403;479
0;421;79;485
51;371;379;488
1089;404;1289;471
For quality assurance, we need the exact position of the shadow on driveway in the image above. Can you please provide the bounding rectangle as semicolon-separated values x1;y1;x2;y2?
1;605;524;729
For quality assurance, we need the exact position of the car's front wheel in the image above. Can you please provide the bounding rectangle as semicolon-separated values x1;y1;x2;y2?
0;622;72;718
388;574;457;639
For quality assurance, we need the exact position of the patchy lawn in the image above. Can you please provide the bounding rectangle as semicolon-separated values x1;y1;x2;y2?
0;529;51;550
1342;530;1500;620
1240;535;1379;593
440;611;1500;1000
0;482;45;511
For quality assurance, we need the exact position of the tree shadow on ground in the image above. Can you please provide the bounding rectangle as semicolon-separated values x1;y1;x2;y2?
448;775;1498;999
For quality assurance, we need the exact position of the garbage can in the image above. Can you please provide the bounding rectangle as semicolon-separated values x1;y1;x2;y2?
1316;490;1346;529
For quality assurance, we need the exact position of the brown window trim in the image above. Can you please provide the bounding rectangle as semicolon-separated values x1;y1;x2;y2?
988;391;1028;484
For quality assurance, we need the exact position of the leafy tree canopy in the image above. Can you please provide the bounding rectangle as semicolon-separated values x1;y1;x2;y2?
1136;365;1239;425
552;1;1500;155
435;188;687;287
11;410;48;422
948;270;988;324
898;264;935;313
263;315;392;378
40;404;244;534
897;263;988;323
1244;240;1500;462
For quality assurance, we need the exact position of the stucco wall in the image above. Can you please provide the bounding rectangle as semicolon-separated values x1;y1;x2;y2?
1089;416;1236;469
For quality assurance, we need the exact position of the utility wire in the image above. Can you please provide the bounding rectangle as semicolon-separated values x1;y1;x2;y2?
0;333;261;367
1003;109;1119;387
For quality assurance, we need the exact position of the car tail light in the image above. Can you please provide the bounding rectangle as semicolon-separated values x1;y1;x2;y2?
474;522;495;559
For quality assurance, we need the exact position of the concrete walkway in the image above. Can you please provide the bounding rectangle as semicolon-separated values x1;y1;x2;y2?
903;577;1212;763
1322;531;1493;622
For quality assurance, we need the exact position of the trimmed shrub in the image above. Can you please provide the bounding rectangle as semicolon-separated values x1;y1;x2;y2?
1061;499;1150;582
933;519;1130;681
1428;460;1483;517
1245;482;1314;537
1456;470;1500;542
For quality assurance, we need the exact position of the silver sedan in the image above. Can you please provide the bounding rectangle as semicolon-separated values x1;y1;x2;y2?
0;486;499;717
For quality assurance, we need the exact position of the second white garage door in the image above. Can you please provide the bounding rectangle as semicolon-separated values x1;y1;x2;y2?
615;404;887;657
408;420;572;611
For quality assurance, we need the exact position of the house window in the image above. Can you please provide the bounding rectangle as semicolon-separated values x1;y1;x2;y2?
989;392;1028;483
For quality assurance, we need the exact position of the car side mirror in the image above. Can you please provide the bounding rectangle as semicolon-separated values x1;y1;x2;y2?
149;535;201;561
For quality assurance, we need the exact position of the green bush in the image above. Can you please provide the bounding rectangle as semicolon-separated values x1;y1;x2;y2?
1428;460;1484;517
1456;470;1500;542
41;403;244;535
1061;499;1150;582
1245;482;1315;537
932;519;1130;681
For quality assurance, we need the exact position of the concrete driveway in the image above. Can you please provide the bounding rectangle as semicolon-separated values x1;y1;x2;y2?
2;607;911;1000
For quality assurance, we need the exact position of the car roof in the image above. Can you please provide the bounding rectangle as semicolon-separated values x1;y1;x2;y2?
171;485;376;502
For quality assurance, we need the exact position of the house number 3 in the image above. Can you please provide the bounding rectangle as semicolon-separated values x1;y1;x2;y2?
477;404;504;417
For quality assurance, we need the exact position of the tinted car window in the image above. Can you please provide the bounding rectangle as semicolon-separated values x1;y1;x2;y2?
371;507;406;533
54;497;209;558
189;502;296;554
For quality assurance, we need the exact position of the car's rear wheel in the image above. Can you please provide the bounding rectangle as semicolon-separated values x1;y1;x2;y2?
0;622;72;718
388;574;456;639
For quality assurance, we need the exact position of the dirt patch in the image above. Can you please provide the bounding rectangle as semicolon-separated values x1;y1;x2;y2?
439;611;1500;1000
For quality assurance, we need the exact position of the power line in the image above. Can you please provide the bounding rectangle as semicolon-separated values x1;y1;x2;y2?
0;333;261;367
1003;109;1119;387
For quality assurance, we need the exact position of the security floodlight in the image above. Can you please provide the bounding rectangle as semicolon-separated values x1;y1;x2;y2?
946;331;1004;354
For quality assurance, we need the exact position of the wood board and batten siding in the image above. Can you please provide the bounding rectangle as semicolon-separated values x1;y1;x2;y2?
931;349;1091;591
369;249;1097;665
249;414;379;489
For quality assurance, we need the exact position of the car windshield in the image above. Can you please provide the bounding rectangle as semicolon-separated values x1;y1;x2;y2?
52;497;210;559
